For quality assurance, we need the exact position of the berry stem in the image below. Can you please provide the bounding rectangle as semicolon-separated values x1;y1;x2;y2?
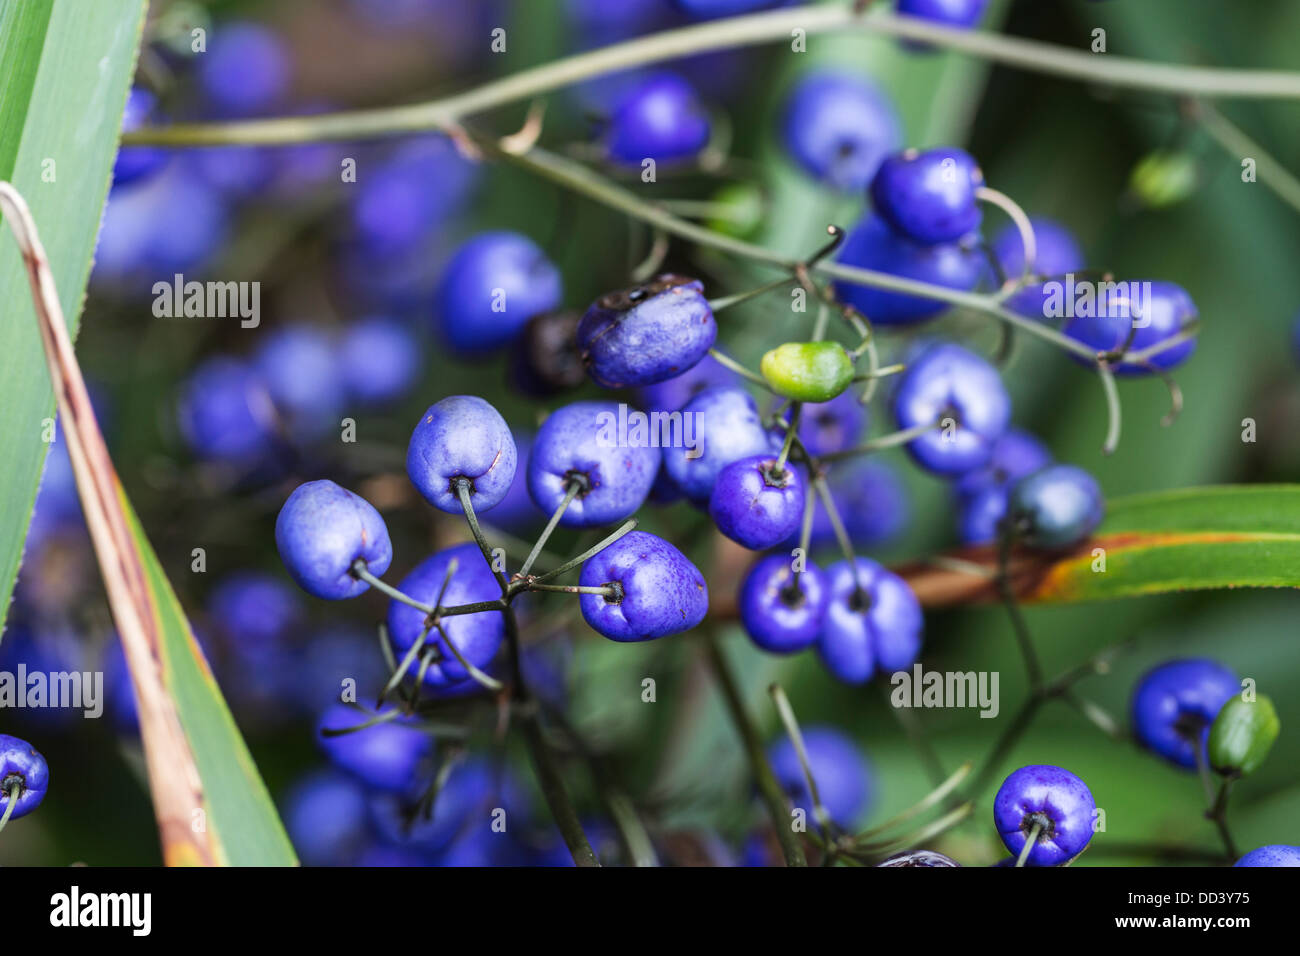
530;518;638;584
1096;362;1123;456
1015;821;1043;867
455;479;510;594
786;476;818;599
1206;778;1239;861
768;683;836;847
1195;99;1300;216
812;473;866;600
433;622;505;693
996;526;1044;692
519;477;585;579
882;684;949;788
351;560;435;615
816;420;939;463
773;403;801;476
707;347;774;392
378;622;435;706
704;633;807;867
527;583;621;597
977;186;1038;284
0;783;19;836
707;275;796;314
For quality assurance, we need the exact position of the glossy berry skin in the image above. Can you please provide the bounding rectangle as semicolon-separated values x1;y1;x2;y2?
578;275;717;388
1006;465;1104;549
780;71;902;192
0;734;49;820
284;770;370;867
208;571;303;650
316;703;432;794
339;317;420;407
877;849;960;867
197;22;290;118
113;87;168;187
528;401;661;527
871;147;984;244
709;456;805;550
834;215;983;325
1235;845;1300;867
991;217;1085;319
740;554;828;654
1131;658;1239;770
663;387;775;504
177;356;278;464
1062;281;1198;375
818;558;923;684
434;232;562;355
275;480;393;600
759;342;854;403
605;72;711;166
407;396;517;515
892;342;1010;475
386;543;505;687
955;428;1053;545
767;726;872;826
254;324;346;439
578;531;708;642
897;0;990;31
993;765;1096;866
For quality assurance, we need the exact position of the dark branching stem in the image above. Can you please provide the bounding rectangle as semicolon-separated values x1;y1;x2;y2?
705;634;807;867
996;525;1044;692
1206;773;1240;861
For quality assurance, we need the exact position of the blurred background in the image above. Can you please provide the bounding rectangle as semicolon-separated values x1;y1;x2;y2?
3;0;1299;866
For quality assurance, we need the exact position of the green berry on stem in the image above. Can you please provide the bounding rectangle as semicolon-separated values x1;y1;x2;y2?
759;341;854;403
1209;694;1279;777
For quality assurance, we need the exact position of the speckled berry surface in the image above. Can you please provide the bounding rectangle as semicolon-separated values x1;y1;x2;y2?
709;455;805;549
663;386;775;504
0;734;49;821
1131;658;1239;770
1235;845;1300;867
993;764;1096;866
578;531;708;641
407;395;517;514
275;480;393;599
893;342;1010;474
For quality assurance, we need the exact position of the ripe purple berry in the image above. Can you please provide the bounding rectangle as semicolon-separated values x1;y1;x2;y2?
284;770;369;867
767;726;872;826
1235;845;1300;867
316;703;433;794
892;342;1011;475
1131;658;1239;770
275;480;393;600
177;356;279;464
1062;280;1198;375
407;396;518;515
528;401;661;527
578;275;717;388
834;215;983;325
739;554;829;654
991;217;1085;319
197;22;290;118
605;72;711;166
385;543;505;686
955;428;1053;545
993;764;1096;866
338;316;421;408
818;557;923;684
709;456;805;550
871;147;984;244
434;232;563;355
0;734;49;821
254;323;346;440
780;71;902;192
897;0;990;32
578;531;708;641
663;387;774;505
1006;464;1105;549
877;849;960;866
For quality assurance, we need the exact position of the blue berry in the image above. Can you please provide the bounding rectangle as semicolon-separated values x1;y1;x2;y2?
528;401;661;527
638;352;738;414
871;147;984;244
578;531;708;641
284;770;370;866
316;703;432;794
767;726;872;826
991;217;1084;318
993;764;1096;866
113;87;168;187
407;396;517;515
351;136;478;256
877;849;960;866
780;460;909;552
739;554;828;653
368;757;513;852
207;571;303;651
834;215;983;324
897;0;990;31
672;0;793;16
789;390;869;458
254;323;346;439
892;342;1010;475
197;22;290;118
578;275;717;388
294;627;389;712
190;145;276;197
709;455;805;549
781;71;901;192
663;387;774;504
338;316;421;407
386;543;505;686
605;72;711;166
0;734;49;821
176;356;278;464
817;557;923;684
1062;281;1198;374
275;480;393;599
1235;845;1300;867
434;232;563;355
1006;464;1104;549
1131;658;1239;770
481;430;545;534
954;428;1053;544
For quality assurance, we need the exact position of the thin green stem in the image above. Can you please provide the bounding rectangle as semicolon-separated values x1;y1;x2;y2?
456;479;510;594
708;347;773;391
433;622;504;692
531;518;638;584
1207;778;1239;861
352;560;435;614
774;403;801;475
708;276;794;313
519;477;584;578
527;583;620;596
0;784;19;835
1195;100;1300;217
704;634;806;867
769;683;835;843
1015;822;1043;867
817;421;937;463
997;527;1043;692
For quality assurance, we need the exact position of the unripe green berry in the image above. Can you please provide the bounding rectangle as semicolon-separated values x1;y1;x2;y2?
1129;150;1198;209
1209;694;1279;777
706;181;764;238
759;341;854;403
